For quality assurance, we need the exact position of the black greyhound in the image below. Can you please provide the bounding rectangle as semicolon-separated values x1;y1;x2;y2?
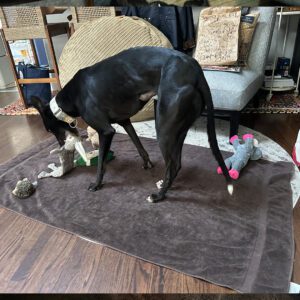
30;46;232;202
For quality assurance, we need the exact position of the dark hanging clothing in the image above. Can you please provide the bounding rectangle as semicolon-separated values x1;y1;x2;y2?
121;6;195;52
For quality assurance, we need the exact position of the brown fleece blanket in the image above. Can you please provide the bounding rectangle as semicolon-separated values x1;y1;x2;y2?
0;133;295;293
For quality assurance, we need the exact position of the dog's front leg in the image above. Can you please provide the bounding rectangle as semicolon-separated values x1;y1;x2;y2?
88;128;115;192
118;119;153;169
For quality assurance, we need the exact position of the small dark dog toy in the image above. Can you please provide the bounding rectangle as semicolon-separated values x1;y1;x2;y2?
12;178;37;199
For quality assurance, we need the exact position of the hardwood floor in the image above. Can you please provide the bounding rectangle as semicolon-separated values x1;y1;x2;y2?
0;91;299;293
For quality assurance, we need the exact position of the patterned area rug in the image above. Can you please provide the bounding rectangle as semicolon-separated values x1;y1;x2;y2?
243;93;300;114
0;99;38;116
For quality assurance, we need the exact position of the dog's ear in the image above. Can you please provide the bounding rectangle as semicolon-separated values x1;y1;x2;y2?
30;96;45;112
29;96;51;129
30;96;48;117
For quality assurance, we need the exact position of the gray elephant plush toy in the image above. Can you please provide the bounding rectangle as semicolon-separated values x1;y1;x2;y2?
217;133;262;180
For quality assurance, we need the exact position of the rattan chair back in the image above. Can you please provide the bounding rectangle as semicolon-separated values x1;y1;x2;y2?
70;7;115;30
0;7;47;40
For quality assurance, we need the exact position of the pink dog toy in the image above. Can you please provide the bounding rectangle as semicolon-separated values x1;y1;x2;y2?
217;134;262;180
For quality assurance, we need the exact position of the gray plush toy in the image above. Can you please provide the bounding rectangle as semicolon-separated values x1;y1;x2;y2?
38;133;84;179
217;133;262;180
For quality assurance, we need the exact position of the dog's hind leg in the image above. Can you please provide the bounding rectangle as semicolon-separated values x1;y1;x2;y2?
118;119;153;169
147;127;188;203
88;127;115;191
147;83;202;202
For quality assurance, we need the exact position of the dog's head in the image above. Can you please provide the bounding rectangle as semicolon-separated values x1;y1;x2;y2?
30;96;79;146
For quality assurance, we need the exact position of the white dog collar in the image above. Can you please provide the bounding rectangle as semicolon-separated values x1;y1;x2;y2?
49;97;76;126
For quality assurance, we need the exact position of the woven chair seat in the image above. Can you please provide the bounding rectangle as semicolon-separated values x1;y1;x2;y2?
59;16;172;122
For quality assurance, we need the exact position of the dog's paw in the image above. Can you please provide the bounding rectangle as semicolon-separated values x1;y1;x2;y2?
156;180;163;189
88;182;103;192
143;159;154;170
146;195;155;203
147;193;165;203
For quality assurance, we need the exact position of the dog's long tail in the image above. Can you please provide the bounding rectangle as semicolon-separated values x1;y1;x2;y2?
198;78;233;195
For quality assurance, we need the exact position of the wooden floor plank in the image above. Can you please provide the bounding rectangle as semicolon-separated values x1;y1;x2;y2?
18;230;77;293
51;238;103;293
88;247;125;293
0;214;48;291
0;91;299;292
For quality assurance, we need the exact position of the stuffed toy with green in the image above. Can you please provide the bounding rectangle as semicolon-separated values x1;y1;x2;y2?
74;149;115;167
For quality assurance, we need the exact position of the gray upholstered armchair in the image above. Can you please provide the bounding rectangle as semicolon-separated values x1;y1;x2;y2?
198;7;277;137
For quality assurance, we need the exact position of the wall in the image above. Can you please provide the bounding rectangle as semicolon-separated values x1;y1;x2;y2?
44;9;71;67
267;13;299;66
44;9;71;90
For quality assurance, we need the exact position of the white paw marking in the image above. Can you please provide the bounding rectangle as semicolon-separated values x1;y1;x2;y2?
156;180;163;189
147;196;154;203
147;196;153;203
227;184;234;195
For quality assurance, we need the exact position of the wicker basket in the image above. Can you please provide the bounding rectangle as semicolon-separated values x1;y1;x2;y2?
59;16;172;122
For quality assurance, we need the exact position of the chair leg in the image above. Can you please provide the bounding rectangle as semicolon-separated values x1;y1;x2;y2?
229;111;240;139
0;30;27;107
29;39;39;66
44;26;61;90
